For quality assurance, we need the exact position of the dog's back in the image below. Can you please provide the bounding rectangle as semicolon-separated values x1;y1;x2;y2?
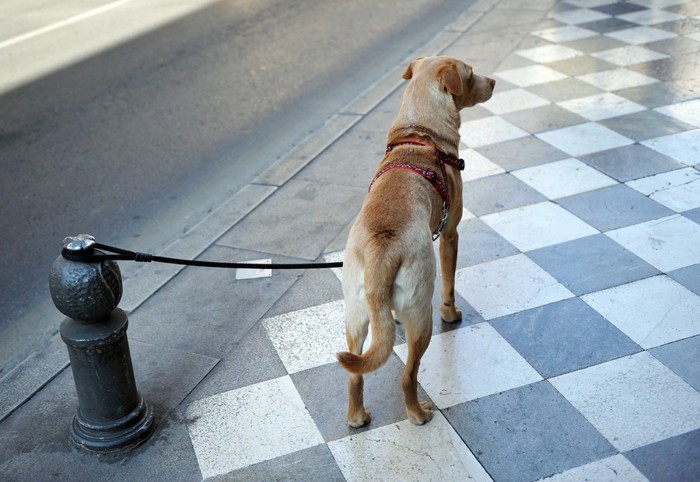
339;165;437;374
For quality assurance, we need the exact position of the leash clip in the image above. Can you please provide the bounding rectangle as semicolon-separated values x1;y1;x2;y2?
432;202;449;241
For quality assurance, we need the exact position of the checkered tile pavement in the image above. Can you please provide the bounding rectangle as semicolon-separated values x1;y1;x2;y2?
185;1;700;480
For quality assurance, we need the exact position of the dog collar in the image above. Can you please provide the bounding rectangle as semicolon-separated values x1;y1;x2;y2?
385;141;465;171
368;142;463;241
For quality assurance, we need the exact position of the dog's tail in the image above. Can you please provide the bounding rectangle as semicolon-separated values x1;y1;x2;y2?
337;247;400;375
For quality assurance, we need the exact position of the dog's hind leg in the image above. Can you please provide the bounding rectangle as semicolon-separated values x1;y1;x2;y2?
401;315;434;425
344;308;372;428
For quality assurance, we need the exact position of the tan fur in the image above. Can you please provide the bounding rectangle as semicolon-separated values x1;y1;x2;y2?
337;56;495;427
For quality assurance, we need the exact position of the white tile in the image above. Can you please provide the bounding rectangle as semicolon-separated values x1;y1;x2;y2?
536;123;633;157
462;207;477;222
627;167;700;212
591;45;669;67
549;8;610;25
655;99;700;127
481;202;598;252
607;214;700;272
577;67;658;91
186;376;324;479
532;25;598;43
582;275;700;349
551;352;700;451
482;88;550;115
236;258;272;280
642;130;700;167
459;116;529;148
454;254;574;320
460;148;505;181
328;412;493;482
605;26;676;45
558;93;645;121
618;9;683;25
627;167;700;195
263;300;369;373
516;44;585;63
494;65;568;88
532;25;598;42
539;454;649;482
394;323;542;408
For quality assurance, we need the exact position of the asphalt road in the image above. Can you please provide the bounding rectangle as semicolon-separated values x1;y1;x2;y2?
0;0;468;371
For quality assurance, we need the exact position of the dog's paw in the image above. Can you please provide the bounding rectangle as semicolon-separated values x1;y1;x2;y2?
407;402;434;425
348;410;371;428
440;304;462;323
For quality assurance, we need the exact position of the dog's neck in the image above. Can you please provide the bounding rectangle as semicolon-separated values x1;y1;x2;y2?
387;81;461;157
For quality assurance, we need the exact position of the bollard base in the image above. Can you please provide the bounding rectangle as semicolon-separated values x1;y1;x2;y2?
70;394;155;453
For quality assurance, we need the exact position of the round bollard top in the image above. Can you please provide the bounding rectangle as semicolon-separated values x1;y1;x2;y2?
49;235;123;323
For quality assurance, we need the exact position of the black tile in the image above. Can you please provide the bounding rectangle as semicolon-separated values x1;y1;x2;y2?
579;144;682;182
214;444;345;482
629;52;700;83
527;234;659;295
491;298;641;378
476;136;569;171
593;3;647;16
668;263;700;296
558;184;674;232
462;173;547;216
527;77;605;102
599;109;695;142
683;207;700;224
502;104;587;134
455;217;519;266
445;381;616;482
654;16;700;35
291;354;431;442
579;18;639;33
548;55;617;76
650;334;700;391
626;429;700;482
563;34;628;54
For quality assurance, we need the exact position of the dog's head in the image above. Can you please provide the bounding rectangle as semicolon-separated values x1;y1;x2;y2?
402;56;495;109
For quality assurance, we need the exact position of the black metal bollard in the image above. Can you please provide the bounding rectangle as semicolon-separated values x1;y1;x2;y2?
49;234;154;453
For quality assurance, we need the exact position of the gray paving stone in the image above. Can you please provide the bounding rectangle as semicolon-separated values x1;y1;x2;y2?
218;180;366;260
128;245;300;358
491;298;642;378
463;173;547;216
527;234;660;296
557;184;674;232
210;444;345;482
650;335;700;392
579;144;682;183
445;381;616;482
625;429;700;482
291;354;431;442
476;135;569;171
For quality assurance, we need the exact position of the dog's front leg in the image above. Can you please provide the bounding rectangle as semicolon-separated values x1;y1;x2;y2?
439;227;462;323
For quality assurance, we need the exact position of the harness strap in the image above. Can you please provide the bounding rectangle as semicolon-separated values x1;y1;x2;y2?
369;141;464;240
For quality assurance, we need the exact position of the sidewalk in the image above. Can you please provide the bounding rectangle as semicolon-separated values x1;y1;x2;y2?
1;0;699;480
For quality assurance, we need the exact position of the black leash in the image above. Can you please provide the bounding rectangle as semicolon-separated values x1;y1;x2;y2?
62;241;343;270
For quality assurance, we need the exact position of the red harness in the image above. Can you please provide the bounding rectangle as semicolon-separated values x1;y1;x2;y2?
368;141;465;240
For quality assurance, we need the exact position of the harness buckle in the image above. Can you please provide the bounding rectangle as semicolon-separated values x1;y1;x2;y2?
432;202;449;241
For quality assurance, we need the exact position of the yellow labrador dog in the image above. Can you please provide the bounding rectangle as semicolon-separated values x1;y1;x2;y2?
337;56;495;427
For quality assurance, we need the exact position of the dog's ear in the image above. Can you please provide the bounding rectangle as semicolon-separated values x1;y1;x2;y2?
437;63;464;96
402;57;425;80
